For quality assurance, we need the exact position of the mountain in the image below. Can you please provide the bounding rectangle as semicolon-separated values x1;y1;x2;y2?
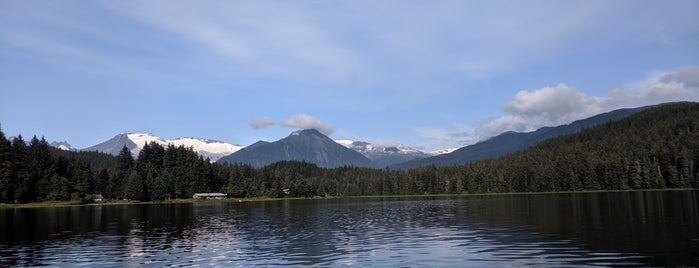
336;140;430;167
82;133;138;156
218;129;375;168
391;106;647;169
82;132;243;161
49;141;75;151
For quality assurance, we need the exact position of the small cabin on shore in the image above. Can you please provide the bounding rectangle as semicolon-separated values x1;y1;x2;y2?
192;193;227;199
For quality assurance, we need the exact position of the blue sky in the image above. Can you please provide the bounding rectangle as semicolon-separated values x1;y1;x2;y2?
1;0;698;151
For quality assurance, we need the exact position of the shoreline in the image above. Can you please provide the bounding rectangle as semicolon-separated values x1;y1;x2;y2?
1;188;695;209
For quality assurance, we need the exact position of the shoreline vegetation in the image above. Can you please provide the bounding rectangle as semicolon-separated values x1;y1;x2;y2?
1;188;695;209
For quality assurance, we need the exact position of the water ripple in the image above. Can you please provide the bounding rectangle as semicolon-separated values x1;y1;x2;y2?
2;193;696;267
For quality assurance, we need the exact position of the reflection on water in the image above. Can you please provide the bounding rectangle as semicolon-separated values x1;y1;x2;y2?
1;191;697;267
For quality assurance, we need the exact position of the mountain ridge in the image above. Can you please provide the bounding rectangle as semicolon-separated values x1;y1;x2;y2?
390;106;648;169
81;132;243;161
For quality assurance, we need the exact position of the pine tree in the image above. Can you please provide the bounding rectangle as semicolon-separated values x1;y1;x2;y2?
123;170;147;201
0;129;13;203
107;146;133;199
11;136;31;203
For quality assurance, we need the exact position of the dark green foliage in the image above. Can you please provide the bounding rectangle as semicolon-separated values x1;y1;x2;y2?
123;170;147;201
0;130;14;202
0;102;697;203
50;147;117;170
105;146;133;199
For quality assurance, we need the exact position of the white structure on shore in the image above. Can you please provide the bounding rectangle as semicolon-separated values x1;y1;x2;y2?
192;193;227;199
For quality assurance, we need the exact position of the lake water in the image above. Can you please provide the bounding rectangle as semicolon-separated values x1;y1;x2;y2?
1;191;697;267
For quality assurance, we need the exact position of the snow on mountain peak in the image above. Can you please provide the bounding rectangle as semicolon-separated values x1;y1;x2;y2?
335;140;354;147
50;141;74;151
128;132;167;147
84;132;243;162
429;148;459;155
336;140;422;155
168;137;243;160
335;139;430;167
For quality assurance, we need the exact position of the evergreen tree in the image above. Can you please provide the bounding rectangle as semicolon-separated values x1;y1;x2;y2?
107;146;133;199
11;136;30;203
123;170;147;201
95;168;109;196
0;129;13;203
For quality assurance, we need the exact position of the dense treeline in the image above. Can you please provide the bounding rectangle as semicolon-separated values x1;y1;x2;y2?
0;102;697;204
0;132;222;203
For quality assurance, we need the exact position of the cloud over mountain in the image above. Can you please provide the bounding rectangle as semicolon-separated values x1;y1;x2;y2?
415;66;699;149
248;113;335;136
476;66;699;139
281;114;334;135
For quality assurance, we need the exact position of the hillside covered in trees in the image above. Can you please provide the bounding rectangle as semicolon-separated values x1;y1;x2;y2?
0;102;697;203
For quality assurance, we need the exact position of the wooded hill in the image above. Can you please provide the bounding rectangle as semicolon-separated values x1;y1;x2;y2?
391;106;645;169
0;102;696;203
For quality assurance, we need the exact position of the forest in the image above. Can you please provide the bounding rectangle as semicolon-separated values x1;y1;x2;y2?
0;102;697;204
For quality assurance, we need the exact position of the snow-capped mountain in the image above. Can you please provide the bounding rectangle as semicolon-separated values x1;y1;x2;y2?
82;132;243;161
335;140;430;167
168;137;244;161
50;141;75;151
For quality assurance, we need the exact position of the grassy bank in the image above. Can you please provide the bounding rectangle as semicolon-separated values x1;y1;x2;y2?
0;195;319;209
1;188;695;209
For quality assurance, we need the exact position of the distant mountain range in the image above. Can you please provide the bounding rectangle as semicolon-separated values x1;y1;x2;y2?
63;133;433;167
218;129;375;168
335;140;430;167
390;106;646;169
51;105;653;168
80;132;243;162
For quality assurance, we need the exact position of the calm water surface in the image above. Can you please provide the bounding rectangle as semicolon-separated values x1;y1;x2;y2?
1;191;698;267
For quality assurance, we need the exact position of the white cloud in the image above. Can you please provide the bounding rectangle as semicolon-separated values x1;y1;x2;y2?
248;114;334;135
659;66;699;89
476;66;699;139
248;117;276;129
503;84;599;123
415;66;699;150
280;114;334;135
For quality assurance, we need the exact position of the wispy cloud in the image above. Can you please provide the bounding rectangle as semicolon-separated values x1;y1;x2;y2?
5;1;697;97
21;1;674;90
96;1;366;86
413;127;474;150
248;117;276;129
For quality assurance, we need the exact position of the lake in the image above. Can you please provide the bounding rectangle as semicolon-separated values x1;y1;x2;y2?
1;190;698;267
